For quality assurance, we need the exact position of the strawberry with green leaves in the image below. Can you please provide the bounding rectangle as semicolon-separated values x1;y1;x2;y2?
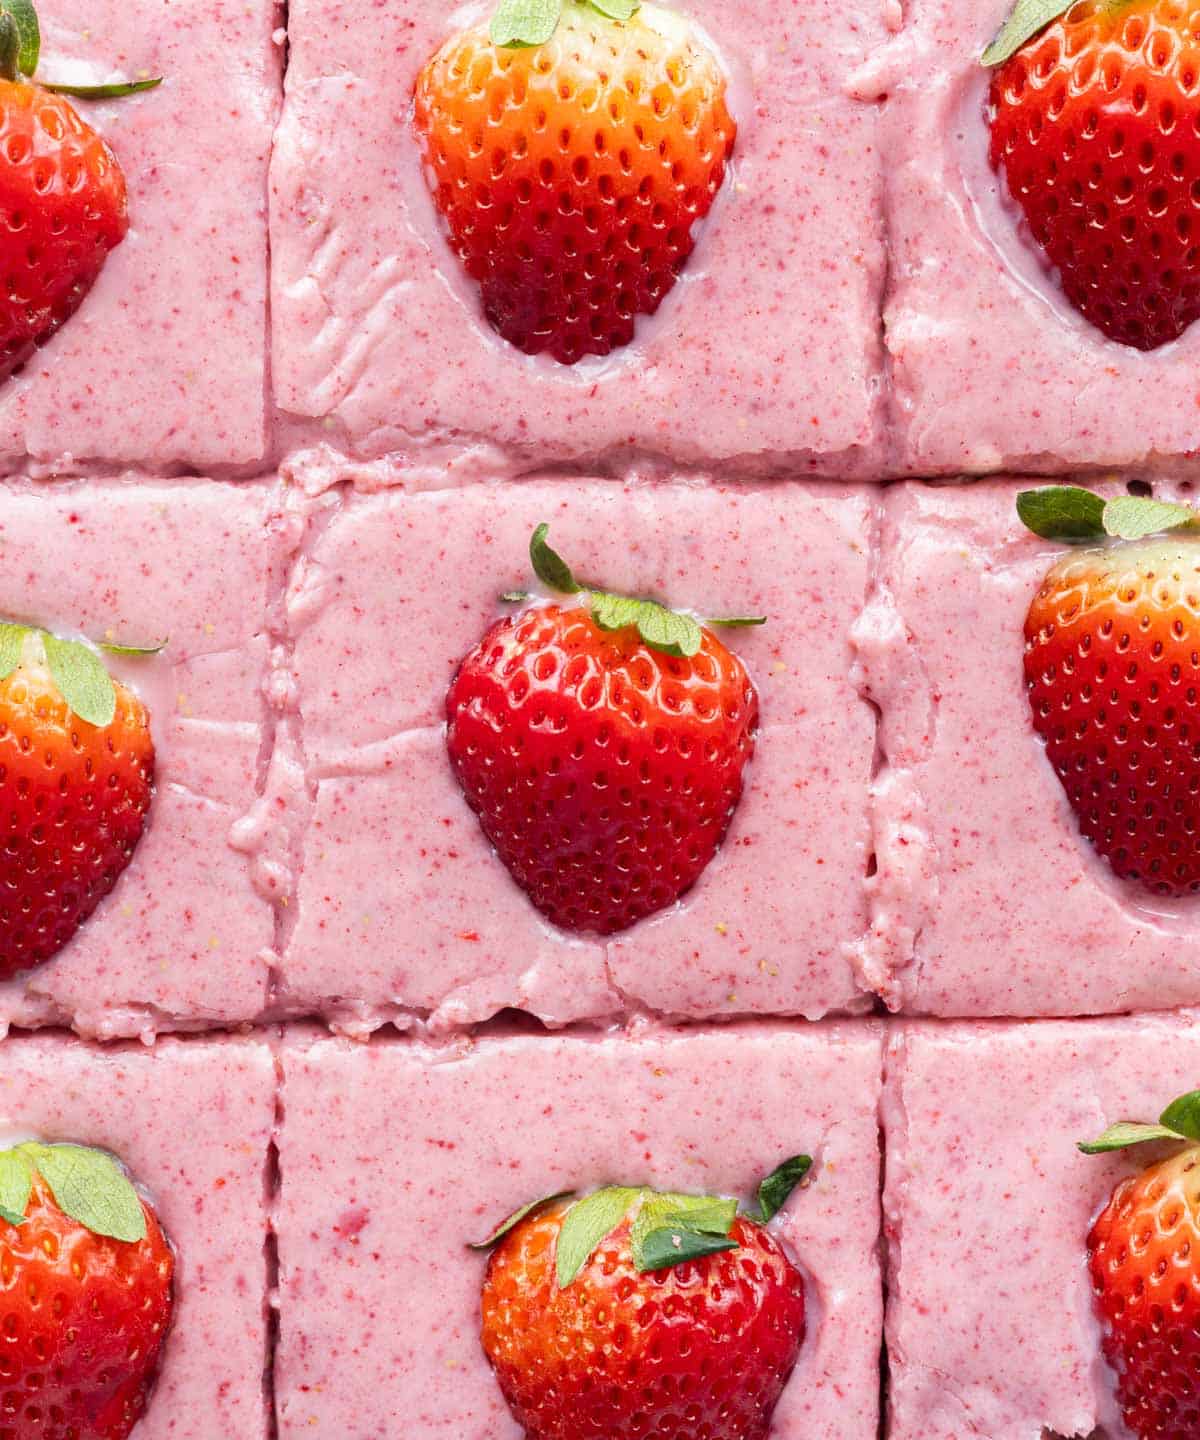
0;0;160;379
413;0;735;364
1018;485;1200;895
0;622;155;977
983;0;1200;349
473;1156;811;1440
445;524;763;935
1081;1089;1200;1440
0;1138;174;1439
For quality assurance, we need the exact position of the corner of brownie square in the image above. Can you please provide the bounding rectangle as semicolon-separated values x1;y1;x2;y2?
270;0;886;475
277;477;877;1032
275;1021;883;1439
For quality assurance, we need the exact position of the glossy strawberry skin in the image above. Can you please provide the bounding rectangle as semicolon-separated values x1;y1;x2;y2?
0;1174;174;1440
445;602;758;935
0;662;153;977
413;4;735;364
1088;1146;1200;1439
989;0;1200;350
1024;539;1200;895
481;1206;806;1440
0;81;128;380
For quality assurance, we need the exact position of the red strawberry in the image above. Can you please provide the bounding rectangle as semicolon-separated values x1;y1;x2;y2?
0;624;154;977
985;0;1200;349
0;3;159;379
412;0;735;364
0;1139;174;1440
1018;485;1200;895
1081;1089;1200;1439
445;524;762;935
473;1158;811;1440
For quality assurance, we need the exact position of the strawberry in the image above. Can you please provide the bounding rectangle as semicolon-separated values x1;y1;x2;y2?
445;524;762;935
412;0;735;364
1018;485;1200;896
1081;1088;1200;1440
0;2;159;379
472;1157;811;1440
0;623;155;977
0;1138;174;1440
984;0;1200;349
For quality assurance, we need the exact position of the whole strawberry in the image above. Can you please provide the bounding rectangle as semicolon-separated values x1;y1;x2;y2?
0;623;155;976
984;0;1200;349
445;524;762;935
0;1138;174;1439
1018;486;1200;895
0;2;159;379
1081;1089;1200;1439
413;0;735;364
473;1157;811;1440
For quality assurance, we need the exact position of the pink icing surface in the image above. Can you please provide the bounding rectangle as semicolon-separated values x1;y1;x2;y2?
857;477;1200;1017
274;1021;884;1440
269;0;886;476
0;1032;275;1440
0;0;281;476
0;479;281;1038
275;478;876;1031
882;1015;1200;1439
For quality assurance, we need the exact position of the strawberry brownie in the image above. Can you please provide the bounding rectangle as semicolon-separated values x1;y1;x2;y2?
269;0;886;477
0;478;280;1039
274;1021;884;1439
872;0;1200;475
276;479;875;1033
882;1014;1200;1440
857;477;1200;1017
0;1030;274;1440
0;0;280;475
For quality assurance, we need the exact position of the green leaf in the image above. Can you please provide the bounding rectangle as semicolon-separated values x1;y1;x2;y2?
1160;1090;1200;1142
529;523;581;595
98;638;166;656
634;601;702;657
1078;1121;1181;1155
491;0;563;47
755;1155;813;1223
42;633;116;728
0;623;26;681
0;1150;32;1228
1015;486;1107;541
0;0;40;77
1102;495;1197;542
630;1191;736;1261
981;0;1073;65
41;76;162;99
635;1226;739;1272
555;1186;639;1289
500;591;530;604
21;1144;146;1243
588;592;645;634
589;0;640;18
468;1191;574;1250
709;615;767;629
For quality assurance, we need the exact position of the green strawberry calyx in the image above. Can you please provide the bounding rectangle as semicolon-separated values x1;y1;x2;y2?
0;0;161;98
0;1140;148;1242
1080;1089;1200;1155
491;0;641;49
512;523;766;659
1016;485;1200;545
470;1154;812;1286
0;622;162;728
982;0;1076;67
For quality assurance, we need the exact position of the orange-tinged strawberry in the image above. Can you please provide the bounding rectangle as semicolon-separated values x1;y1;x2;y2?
413;0;735;364
445;524;762;935
0;624;154;977
0;3;160;380
1082;1089;1200;1440
1019;486;1200;895
985;0;1200;348
472;1159;811;1440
